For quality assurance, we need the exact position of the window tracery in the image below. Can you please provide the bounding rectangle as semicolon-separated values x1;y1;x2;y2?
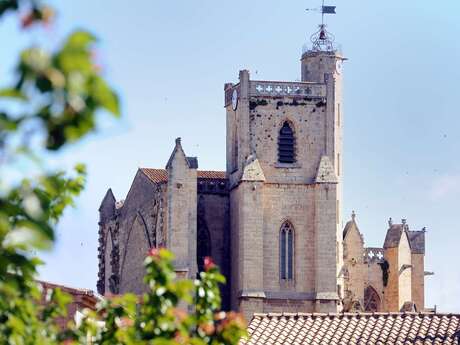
364;286;381;312
280;221;294;281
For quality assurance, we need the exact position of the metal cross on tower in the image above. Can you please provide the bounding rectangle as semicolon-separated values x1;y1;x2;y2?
306;0;337;52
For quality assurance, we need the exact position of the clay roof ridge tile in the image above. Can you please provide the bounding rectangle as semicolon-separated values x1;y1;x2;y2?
297;312;310;317
359;312;373;317
343;312;356;317
373;312;388;316
252;313;267;316
268;312;283;318
281;312;299;317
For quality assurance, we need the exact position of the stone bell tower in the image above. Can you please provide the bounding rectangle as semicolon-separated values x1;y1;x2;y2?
225;20;346;318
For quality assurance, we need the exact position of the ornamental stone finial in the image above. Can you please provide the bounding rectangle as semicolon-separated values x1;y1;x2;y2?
351;210;356;221
402;218;409;231
175;137;182;146
388;217;393;227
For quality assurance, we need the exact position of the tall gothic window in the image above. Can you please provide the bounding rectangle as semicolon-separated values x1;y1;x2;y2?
280;222;294;281
364;286;381;312
278;121;295;163
197;196;212;273
197;223;211;272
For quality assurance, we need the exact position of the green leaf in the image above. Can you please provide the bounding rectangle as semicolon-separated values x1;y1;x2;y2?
56;50;93;74
64;30;97;51
74;163;86;175
0;112;19;131
0;88;27;100
91;76;120;116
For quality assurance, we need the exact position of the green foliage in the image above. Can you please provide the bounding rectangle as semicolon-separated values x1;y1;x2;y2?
0;2;247;345
3;29;119;151
0;166;87;344
71;249;247;345
1;1;120;344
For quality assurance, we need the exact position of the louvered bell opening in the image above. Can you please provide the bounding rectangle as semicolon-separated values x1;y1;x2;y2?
278;122;295;163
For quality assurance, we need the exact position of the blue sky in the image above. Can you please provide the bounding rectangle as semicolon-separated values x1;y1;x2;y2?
1;0;459;311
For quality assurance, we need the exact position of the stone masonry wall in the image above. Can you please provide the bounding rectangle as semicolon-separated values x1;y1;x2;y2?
248;96;326;184
114;171;166;295
229;187;241;310
167;144;197;278
384;247;399;311
343;224;365;305
229;180;266;320
411;253;424;311
262;184;316;294
119;215;151;294
314;184;340;313
398;233;412;309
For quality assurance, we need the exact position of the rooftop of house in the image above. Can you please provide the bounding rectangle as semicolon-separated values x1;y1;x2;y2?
140;168;226;183
242;312;460;345
38;280;100;298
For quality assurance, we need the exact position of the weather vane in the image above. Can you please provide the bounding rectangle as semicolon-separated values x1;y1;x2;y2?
306;0;337;52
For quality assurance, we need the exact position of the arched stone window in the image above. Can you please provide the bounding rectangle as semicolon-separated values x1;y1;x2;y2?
278;121;295;163
280;221;294;281
364;286;381;312
197;223;211;272
197;196;212;272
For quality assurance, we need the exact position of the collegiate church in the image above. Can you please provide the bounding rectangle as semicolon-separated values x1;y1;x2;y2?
96;23;427;320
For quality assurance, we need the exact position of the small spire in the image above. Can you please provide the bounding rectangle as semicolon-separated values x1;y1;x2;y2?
402;219;409;231
388;217;393;227
175;137;182;146
351;210;356;222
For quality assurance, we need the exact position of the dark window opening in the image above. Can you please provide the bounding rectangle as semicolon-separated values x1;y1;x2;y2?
197;221;211;272
280;221;294;281
278;122;295;163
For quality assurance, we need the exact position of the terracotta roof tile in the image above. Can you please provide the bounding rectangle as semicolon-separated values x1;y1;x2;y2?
197;170;226;179
140;168;226;184
241;313;460;345
37;280;97;297
140;168;168;183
